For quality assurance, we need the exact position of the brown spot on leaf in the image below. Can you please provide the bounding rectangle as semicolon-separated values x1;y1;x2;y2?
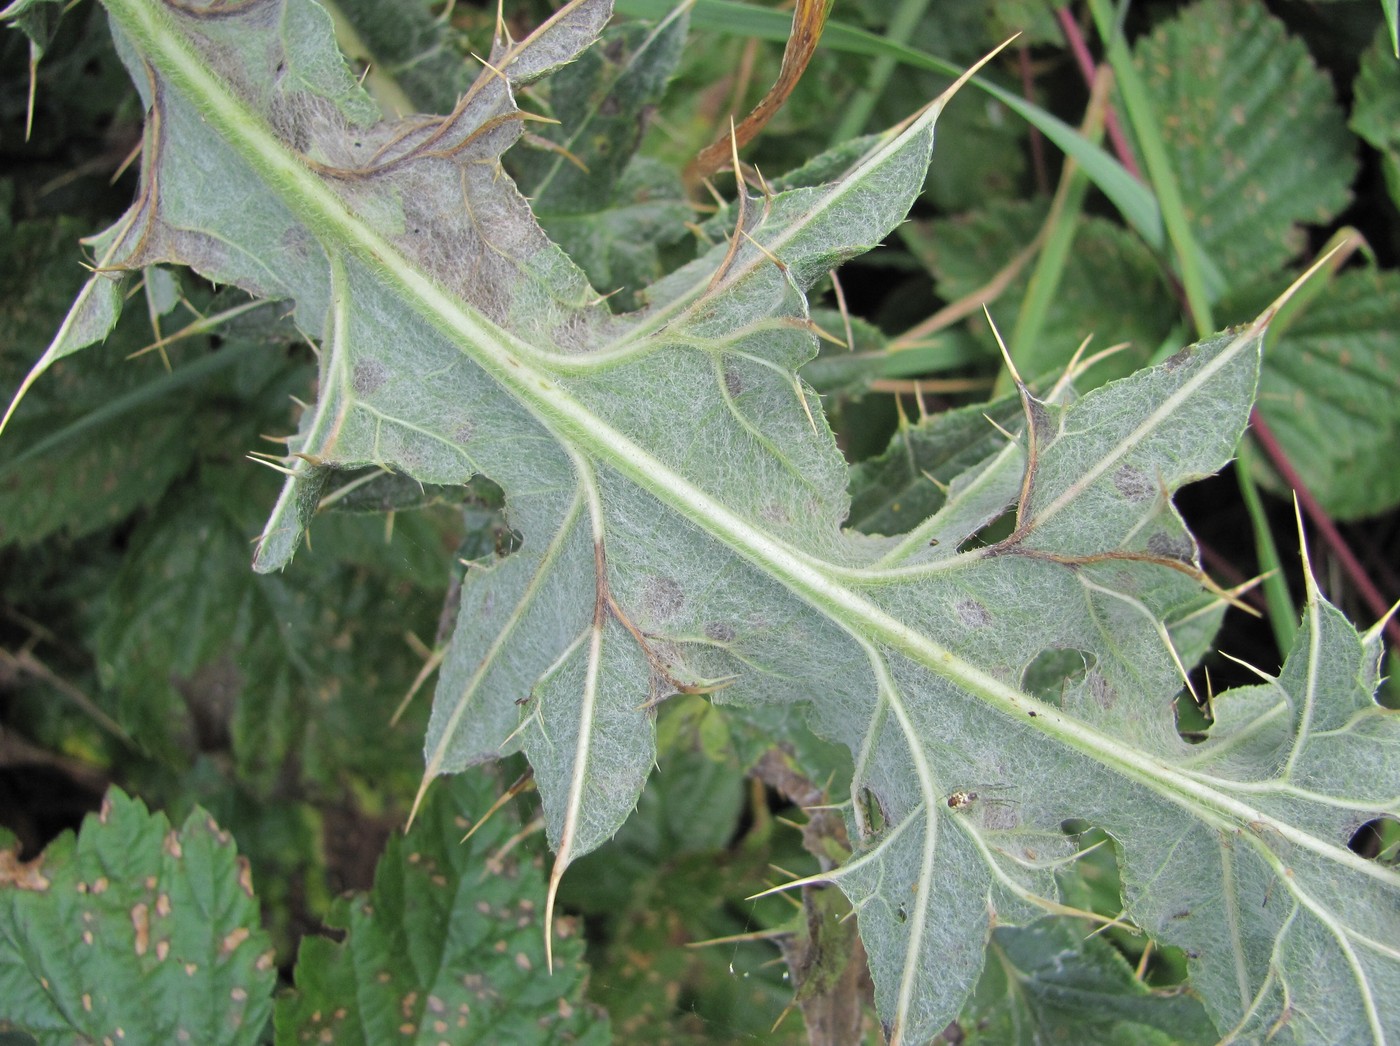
1148;532;1194;562
237;857;254;897
760;503;790;525
1163;346;1194;371
352;359;389;396
643;575;684;621
156;894;171;917
704;621;736;643
1089;671;1116;710
955;598;992;628
132;903;150;956
724;368;743;397
221;927;249;955
1113;466;1155;502
164;833;182;859
0;849;50;891
981;803;1019;831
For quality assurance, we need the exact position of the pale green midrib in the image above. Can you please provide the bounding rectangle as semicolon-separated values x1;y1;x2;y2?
863;637;940;1034
104;0;1393;889
554;452;608;870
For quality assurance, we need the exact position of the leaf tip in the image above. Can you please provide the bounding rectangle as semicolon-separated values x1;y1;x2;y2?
930;34;1020;117
544;854;566;974
1290;493;1323;608
406;773;434;834
1251;237;1353;336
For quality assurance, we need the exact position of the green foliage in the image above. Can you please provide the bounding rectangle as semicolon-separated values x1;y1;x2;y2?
275;771;608;1044
3;0;1399;1043
1352;23;1400;210
905;200;1178;385
952;919;1218;1045
1236;268;1400;519
1132;0;1357;288
507;12;692;310
0;789;276;1044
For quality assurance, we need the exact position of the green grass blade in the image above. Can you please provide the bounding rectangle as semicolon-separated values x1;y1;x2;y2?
1085;0;1219;334
1235;443;1298;658
616;0;1181;262
828;0;931;144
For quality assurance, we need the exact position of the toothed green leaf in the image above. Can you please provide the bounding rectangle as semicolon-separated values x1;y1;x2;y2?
1237;267;1400;519
0;789;275;1045
275;771;609;1045
1133;0;1357;286
905;199;1178;387
13;0;1400;1041
1351;23;1400;210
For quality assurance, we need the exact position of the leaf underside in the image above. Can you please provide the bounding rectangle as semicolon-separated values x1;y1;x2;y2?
16;0;1400;1041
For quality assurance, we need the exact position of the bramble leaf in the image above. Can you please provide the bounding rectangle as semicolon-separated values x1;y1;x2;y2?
12;0;1400;1041
275;771;609;1044
1235;267;1400;519
1351;24;1400;210
1132;0;1356;287
0;789;275;1044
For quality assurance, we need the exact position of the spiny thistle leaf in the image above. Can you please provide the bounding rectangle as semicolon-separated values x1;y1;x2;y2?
7;0;1399;1040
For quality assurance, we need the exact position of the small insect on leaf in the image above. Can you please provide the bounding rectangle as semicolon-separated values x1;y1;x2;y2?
944;785;1018;821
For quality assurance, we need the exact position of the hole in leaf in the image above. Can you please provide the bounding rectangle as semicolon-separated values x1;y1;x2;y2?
1349;817;1400;866
856;788;886;839
1021;648;1096;704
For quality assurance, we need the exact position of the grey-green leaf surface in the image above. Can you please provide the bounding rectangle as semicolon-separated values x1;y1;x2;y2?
0;789;275;1045
954;919;1217;1045
29;0;1400;1041
274;771;609;1044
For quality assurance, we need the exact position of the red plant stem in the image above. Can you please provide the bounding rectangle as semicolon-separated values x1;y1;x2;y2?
1249;409;1400;650
1019;45;1050;195
1055;7;1142;181
1054;7;1394;656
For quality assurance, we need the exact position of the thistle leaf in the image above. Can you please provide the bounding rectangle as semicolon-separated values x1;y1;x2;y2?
16;1;1400;1040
